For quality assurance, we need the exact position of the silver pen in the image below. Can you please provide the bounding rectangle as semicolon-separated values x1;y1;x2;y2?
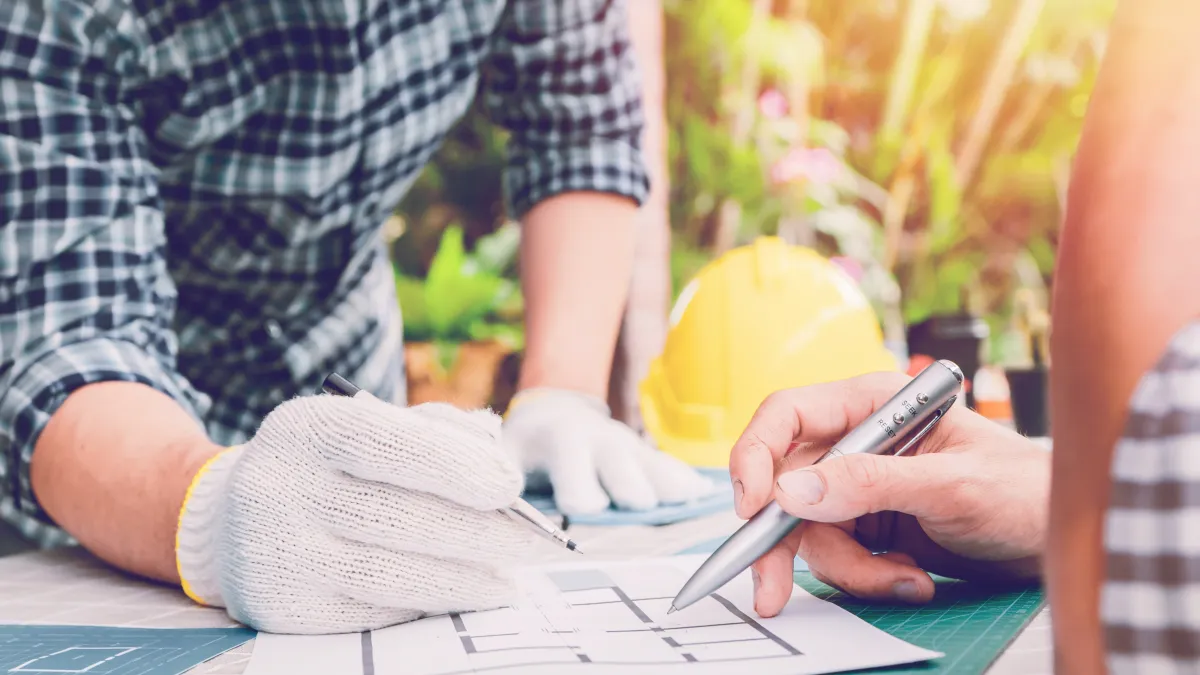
321;373;583;554
668;359;963;613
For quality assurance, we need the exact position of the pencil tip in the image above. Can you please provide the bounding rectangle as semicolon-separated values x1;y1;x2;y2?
667;606;678;615
567;541;583;554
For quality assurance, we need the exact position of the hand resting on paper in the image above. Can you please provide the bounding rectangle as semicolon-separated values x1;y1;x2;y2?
729;371;1048;618
175;394;540;634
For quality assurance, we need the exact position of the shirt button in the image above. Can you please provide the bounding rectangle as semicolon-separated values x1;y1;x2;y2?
265;320;283;340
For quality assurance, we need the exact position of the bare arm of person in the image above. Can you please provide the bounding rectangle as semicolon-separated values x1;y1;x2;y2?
0;2;222;583
1048;1;1200;670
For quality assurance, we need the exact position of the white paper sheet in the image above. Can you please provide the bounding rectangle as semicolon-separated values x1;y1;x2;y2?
243;555;942;675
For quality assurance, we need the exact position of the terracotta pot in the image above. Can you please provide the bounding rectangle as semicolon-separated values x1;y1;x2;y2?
405;341;514;409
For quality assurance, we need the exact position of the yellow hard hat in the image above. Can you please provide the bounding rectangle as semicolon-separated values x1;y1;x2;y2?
639;237;900;468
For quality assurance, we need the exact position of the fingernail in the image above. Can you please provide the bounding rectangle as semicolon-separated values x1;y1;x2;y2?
776;470;825;505
893;580;921;603
732;478;745;512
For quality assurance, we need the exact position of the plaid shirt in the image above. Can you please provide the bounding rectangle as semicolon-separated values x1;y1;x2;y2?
0;0;648;548
1102;318;1200;671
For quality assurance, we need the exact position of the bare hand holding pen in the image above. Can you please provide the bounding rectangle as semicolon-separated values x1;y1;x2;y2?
728;371;1049;618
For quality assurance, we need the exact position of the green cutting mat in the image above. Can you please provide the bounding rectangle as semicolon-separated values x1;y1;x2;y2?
679;537;1044;674
794;572;1044;674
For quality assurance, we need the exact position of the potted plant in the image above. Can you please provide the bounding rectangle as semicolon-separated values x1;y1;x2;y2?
395;223;523;409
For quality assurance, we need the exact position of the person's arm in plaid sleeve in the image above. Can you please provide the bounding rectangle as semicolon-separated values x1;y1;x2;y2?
481;0;717;515
481;0;650;401
1;2;560;636
0;2;225;581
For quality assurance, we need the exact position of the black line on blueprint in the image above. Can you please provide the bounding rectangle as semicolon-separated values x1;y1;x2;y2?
449;613;476;654
469;645;580;654
433;654;799;674
709;593;802;655
360;631;374;675
577;654;592;663
676;637;769;647
606;621;744;634
609;586;653;624
570;596;675;607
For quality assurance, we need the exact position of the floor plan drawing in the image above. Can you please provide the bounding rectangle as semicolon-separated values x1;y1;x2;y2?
244;556;942;675
440;564;803;669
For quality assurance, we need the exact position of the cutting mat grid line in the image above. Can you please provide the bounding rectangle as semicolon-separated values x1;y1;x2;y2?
0;626;255;675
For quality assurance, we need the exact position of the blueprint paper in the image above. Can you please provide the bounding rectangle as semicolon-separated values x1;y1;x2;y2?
0;625;254;675
522;469;734;526
243;555;942;675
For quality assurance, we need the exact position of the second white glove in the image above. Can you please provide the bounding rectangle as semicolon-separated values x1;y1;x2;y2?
502;388;717;515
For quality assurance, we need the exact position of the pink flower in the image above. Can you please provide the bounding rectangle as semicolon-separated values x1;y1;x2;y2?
757;89;789;120
830;256;864;282
769;147;842;186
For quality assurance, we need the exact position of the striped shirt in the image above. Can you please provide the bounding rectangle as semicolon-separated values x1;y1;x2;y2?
0;0;648;547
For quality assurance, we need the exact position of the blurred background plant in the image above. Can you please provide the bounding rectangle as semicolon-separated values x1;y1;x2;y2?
394;223;523;349
393;221;524;407
391;0;1116;399
659;0;1114;364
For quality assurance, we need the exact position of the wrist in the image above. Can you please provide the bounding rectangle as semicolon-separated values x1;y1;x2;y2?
516;362;611;402
175;444;244;607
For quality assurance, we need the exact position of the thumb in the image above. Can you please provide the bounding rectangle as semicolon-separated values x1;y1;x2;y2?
774;453;956;523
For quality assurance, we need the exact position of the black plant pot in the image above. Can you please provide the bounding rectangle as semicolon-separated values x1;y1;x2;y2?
1005;367;1050;437
907;314;989;409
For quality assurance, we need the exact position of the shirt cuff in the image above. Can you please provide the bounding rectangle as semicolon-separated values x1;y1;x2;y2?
0;336;208;525
503;138;651;220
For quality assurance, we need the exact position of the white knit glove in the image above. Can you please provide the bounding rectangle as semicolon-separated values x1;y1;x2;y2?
503;388;717;515
175;394;537;635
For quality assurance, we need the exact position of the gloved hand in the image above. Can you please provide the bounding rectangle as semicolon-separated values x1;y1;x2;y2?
175;394;537;634
502;388;717;515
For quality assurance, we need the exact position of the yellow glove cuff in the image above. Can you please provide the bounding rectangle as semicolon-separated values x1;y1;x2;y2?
502;389;552;420
503;388;609;421
175;446;239;606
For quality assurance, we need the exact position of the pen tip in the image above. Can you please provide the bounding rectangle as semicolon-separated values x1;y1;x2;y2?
567;540;583;554
667;606;678;615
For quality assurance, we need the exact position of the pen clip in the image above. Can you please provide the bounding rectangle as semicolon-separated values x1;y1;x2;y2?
893;395;957;457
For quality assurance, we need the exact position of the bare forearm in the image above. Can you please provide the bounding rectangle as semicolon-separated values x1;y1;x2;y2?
518;192;638;398
30;382;222;583
1049;1;1200;669
614;0;671;421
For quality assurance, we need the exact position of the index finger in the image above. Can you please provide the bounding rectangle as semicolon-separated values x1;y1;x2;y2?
729;370;911;519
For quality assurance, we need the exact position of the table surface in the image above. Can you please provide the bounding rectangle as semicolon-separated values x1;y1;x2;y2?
0;511;1051;674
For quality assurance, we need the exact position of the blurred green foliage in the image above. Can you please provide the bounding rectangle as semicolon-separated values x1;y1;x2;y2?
393;0;1116;365
394;224;524;351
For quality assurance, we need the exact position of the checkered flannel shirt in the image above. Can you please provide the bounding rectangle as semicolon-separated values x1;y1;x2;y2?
1103;318;1200;671
0;0;648;548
